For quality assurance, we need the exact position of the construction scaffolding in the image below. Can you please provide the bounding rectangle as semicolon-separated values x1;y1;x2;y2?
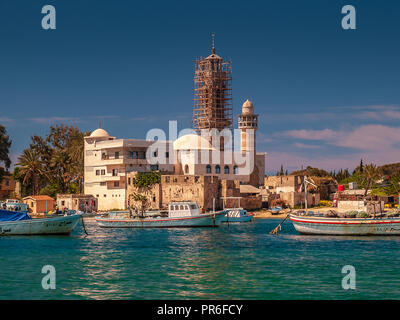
192;43;233;132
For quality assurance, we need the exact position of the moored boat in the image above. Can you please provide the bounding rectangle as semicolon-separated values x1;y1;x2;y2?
0;209;82;235
96;202;228;228
290;213;400;235
221;208;254;223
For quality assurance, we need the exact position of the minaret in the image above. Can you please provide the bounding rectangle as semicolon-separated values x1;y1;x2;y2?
192;34;233;132
238;99;258;154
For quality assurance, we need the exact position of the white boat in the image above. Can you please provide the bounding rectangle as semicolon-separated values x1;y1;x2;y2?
220;196;254;223
96;202;228;228
290;213;400;235
0;209;82;236
221;208;254;223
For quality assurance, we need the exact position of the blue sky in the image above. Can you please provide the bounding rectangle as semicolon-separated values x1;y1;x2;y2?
1;0;399;173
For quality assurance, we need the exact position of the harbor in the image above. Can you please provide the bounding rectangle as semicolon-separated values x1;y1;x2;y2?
2;218;400;300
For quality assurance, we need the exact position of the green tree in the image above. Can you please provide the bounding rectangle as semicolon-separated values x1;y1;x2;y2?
16;149;47;195
130;171;161;215
362;164;382;197
0;124;12;183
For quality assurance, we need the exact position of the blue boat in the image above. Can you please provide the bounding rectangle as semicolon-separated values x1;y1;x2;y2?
221;208;254;223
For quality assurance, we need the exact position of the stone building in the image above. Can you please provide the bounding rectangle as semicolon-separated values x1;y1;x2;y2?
126;172;262;212
0;170;17;200
261;175;320;208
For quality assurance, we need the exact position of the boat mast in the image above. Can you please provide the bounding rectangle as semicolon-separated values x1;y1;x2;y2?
304;176;317;215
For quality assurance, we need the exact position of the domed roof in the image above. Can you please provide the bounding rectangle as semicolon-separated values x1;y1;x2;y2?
173;134;215;151
242;99;254;115
90;128;110;138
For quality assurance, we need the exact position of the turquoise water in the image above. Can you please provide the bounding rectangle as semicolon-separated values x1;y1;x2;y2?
1;218;400;299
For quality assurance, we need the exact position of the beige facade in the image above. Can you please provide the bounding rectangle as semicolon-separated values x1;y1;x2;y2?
84;129;174;211
56;194;98;213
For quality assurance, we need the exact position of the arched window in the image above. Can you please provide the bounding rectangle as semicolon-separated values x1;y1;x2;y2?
184;164;189;174
215;165;221;174
233;166;238;174
224;165;230;174
206;165;212;174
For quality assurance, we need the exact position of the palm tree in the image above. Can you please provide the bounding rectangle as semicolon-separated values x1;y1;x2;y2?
362;164;382;197
16;149;47;195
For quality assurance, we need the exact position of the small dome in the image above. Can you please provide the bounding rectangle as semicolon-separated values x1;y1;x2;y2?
90;128;110;138
242;99;254;115
173;134;215;151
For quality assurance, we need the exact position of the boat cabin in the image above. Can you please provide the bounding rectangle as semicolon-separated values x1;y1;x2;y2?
168;202;200;218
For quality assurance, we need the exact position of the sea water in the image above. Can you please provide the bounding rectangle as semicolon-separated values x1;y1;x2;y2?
0;218;399;299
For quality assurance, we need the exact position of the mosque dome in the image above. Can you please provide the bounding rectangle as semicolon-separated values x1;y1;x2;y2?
90;128;110;138
242;99;254;115
173;134;215;151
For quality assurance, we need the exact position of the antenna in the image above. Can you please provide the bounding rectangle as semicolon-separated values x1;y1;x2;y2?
211;33;215;54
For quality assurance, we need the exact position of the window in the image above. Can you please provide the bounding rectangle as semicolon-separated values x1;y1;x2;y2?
165;152;169;158
234;166;238;174
150;165;159;171
114;181;119;187
115;152;119;159
96;170;100;176
215;165;221;174
165;176;170;183
5;180;9;186
184;165;189;174
101;169;105;175
112;169;118;176
152;196;156;202
100;182;106;186
224;165;230;174
174;205;179;210
153;151;157;157
129;151;135;159
128;177;131;185
179;205;184;210
206;165;211;174
190;204;197;209
104;194;107;197
184;205;189;210
61;201;65;206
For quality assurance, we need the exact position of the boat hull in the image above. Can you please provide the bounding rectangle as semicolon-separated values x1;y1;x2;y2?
96;211;227;228
0;214;82;236
290;214;400;235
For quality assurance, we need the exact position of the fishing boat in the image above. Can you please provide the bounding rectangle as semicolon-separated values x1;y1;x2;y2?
220;196;254;223
96;201;228;228
221;208;254;223
0;209;82;235
289;213;400;235
286;176;400;236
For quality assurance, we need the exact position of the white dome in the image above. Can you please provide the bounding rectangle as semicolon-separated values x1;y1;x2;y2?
90;128;110;138
242;99;254;115
173;134;215;151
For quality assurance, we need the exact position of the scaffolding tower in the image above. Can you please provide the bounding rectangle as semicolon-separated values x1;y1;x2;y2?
192;38;233;132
